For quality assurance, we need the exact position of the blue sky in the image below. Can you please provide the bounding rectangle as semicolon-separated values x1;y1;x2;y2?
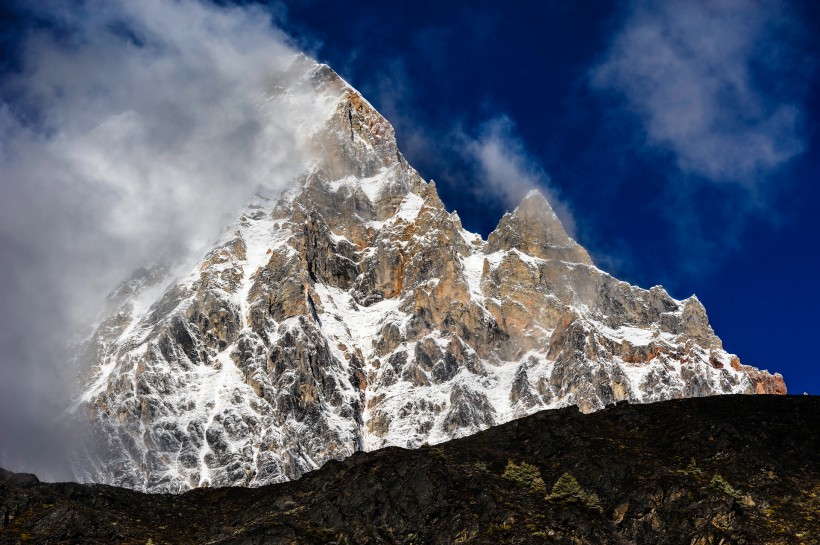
277;0;820;395
0;0;817;401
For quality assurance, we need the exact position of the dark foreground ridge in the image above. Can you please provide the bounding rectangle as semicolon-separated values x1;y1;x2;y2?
2;395;818;544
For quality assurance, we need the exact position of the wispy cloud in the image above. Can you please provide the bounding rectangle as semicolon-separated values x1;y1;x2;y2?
359;65;580;239
591;0;807;187
460;116;578;237
350;59;578;236
0;0;327;478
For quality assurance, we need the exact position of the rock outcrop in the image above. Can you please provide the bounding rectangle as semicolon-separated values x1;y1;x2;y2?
72;55;786;492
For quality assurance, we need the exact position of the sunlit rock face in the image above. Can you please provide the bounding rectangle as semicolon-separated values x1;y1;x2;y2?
73;56;785;492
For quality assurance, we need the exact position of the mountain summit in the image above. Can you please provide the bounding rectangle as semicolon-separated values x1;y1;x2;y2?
73;56;785;492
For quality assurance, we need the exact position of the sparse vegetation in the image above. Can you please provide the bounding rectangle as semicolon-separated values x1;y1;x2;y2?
680;457;704;476
547;472;601;511
429;447;446;459
472;460;489;472
502;460;546;493
710;473;749;506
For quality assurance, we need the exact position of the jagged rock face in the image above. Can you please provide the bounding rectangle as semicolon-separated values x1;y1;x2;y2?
73;57;786;492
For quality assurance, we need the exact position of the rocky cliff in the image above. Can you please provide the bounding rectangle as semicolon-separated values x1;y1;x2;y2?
72;55;786;492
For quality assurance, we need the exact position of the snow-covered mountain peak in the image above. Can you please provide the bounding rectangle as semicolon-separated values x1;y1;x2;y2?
73;56;785;493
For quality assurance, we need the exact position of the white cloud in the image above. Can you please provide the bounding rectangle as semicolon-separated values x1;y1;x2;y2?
591;0;805;185
461;116;578;237
0;0;330;478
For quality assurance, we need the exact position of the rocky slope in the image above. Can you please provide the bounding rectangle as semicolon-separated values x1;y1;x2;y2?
4;395;818;544
72;55;786;492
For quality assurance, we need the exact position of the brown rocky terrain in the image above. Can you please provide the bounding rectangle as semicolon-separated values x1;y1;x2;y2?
3;395;817;544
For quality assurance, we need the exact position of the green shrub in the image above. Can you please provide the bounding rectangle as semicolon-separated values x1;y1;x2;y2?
502;460;547;493
472;460;489;472
429;447;446;459
547;472;601;511
711;474;747;505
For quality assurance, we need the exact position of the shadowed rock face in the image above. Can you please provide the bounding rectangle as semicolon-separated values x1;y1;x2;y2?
2;396;817;544
72;56;786;492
